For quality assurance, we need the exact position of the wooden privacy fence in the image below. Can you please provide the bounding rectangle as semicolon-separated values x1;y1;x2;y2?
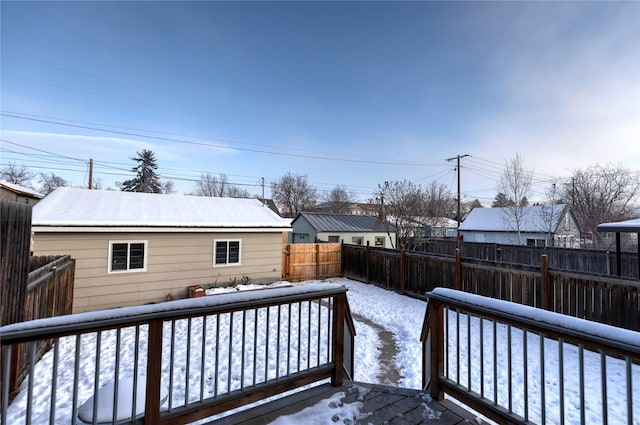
416;239;639;278
343;244;640;331
282;243;342;281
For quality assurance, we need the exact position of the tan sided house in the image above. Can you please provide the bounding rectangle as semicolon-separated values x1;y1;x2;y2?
32;188;291;312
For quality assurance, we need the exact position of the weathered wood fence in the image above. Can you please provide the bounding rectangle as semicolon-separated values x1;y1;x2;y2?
343;244;640;331
282;243;342;281
1;200;76;398
415;239;639;278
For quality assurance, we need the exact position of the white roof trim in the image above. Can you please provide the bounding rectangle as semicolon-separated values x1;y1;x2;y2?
32;226;291;234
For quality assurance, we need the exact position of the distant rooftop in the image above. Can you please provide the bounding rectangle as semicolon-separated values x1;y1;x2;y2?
0;180;44;199
293;212;391;233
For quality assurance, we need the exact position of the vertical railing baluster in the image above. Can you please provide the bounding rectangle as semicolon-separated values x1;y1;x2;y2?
445;306;450;379
480;317;484;399
185;318;192;405
579;344;585;425
297;301;302;373
26;341;36;425
50;338;60;424
2;346;10;425
92;332;102;425
265;307;270;382
493;320;497;405
276;305;281;378
524;330;529;422
200;316;207;401
228;312;234;393
241;310;246;389
214;314;220;397
317;299;322;367
559;338;564;425
72;334;82;425
307;300;312;370
112;329;121;424
467;313;472;391
456;308;460;385
626;357;633;425
132;326;141;420
287;303;292;375
327;297;333;364
507;324;512;413
169;321;175;410
540;332;546;425
600;350;608;425
253;309;258;386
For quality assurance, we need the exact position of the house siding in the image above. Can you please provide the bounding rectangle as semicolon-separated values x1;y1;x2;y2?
33;231;284;312
316;232;393;247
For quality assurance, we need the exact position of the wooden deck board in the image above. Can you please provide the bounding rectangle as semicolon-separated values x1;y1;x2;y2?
204;381;481;425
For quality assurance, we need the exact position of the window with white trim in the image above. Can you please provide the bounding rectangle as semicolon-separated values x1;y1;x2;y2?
109;241;147;273
214;239;241;266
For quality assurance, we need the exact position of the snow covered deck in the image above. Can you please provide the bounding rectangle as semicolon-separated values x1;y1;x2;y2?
207;382;479;425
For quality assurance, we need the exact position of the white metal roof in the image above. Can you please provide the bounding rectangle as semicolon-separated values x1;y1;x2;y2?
33;187;290;230
459;205;568;233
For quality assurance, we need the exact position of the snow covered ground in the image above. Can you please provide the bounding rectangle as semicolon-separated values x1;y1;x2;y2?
4;277;639;424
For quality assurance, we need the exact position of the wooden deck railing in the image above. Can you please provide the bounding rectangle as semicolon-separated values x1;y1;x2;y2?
1;284;355;425
421;288;640;425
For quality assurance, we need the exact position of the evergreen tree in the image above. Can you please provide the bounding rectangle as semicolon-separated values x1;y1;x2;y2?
120;149;162;193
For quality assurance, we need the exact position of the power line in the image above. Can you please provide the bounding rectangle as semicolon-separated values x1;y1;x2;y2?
1;113;436;167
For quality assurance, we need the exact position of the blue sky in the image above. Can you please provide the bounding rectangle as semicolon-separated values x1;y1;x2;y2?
1;1;638;204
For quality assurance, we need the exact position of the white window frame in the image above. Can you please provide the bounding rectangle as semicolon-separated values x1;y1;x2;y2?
108;240;148;273
213;239;242;267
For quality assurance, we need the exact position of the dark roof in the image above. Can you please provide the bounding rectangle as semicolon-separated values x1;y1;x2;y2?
293;212;390;233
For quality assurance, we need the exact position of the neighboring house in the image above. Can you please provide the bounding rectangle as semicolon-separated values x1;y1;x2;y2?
422;217;458;237
291;212;395;247
31;188;291;313
458;204;580;248
0;181;44;205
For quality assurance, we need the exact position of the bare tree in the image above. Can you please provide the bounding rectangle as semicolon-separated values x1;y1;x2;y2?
192;173;250;198
161;180;175;194
376;180;429;249
271;173;317;217
562;164;640;249
424;181;456;219
38;172;67;195
324;185;356;213
497;154;533;244
1;162;35;187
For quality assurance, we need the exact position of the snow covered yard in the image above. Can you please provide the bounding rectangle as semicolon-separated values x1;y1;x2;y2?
4;277;639;424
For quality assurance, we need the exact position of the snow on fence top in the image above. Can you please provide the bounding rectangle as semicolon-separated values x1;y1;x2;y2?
428;288;640;351
0;283;346;342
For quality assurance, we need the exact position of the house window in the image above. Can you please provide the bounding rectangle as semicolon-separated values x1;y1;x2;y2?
109;241;147;273
328;235;339;243
214;240;241;266
375;236;385;247
352;237;363;245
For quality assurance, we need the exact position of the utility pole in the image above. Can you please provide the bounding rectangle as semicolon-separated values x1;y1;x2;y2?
88;159;93;189
446;154;470;228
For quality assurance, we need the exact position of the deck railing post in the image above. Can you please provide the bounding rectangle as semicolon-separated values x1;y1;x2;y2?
426;299;444;401
331;293;346;386
145;319;163;424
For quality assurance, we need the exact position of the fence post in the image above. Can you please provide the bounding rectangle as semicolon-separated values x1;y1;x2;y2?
365;241;371;283
46;267;58;318
315;243;320;280
282;244;290;280
331;293;346;387
145;319;163;423
455;248;462;290
400;247;406;295
340;242;344;276
541;254;550;310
